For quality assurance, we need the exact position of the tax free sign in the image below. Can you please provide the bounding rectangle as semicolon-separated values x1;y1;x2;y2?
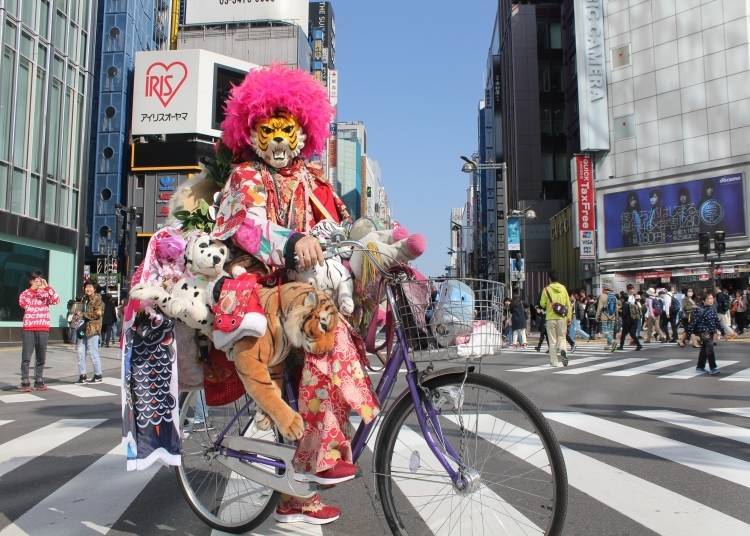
183;0;309;30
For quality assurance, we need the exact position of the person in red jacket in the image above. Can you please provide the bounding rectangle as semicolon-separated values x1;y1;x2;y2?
18;271;59;391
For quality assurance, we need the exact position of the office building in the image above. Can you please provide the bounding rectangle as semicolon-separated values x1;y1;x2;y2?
0;0;96;341
336;121;366;219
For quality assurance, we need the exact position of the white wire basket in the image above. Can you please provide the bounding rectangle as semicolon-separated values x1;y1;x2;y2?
391;277;505;362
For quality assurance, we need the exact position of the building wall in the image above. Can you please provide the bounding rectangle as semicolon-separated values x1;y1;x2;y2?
87;0;170;265
0;0;97;338
595;0;750;274
336;137;361;219
177;24;311;70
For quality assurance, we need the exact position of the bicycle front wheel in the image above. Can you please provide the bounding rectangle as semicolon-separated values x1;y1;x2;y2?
175;391;280;534
374;372;567;535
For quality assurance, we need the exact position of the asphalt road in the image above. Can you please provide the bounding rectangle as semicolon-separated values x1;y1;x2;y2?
1;337;749;536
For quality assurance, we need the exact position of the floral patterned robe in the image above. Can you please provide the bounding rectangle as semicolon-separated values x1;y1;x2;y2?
212;157;379;473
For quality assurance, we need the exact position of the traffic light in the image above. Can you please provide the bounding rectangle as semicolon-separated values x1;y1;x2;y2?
714;230;726;255
698;232;710;255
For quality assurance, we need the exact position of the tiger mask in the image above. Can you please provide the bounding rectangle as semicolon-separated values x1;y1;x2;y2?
232;283;338;441
251;112;307;169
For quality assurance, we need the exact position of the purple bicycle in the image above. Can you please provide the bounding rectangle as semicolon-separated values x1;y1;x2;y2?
175;240;568;535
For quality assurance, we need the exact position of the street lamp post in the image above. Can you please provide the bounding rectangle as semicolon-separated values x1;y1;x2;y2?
508;205;537;300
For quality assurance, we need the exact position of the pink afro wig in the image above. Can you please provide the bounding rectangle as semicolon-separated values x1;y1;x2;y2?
221;64;334;159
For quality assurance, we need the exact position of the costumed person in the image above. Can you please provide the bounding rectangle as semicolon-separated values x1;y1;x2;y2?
213;64;380;525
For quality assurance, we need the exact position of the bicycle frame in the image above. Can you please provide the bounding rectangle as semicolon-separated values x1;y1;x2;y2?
209;282;466;490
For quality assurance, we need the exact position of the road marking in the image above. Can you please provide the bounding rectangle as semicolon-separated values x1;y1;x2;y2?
658;361;739;379
100;377;122;387
0;420;12;426
0;419;105;478
629;410;750;446
720;367;750;382
546;412;750;489
386;421;542;535
0;444;160;536
604;359;690;377
712;407;750;419
47;384;116;398
554;358;647;375
0;393;44;403
468;413;750;535
507;355;609;372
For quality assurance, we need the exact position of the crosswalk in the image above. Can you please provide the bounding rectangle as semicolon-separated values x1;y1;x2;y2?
503;345;750;381
0;378;121;404
2;389;750;534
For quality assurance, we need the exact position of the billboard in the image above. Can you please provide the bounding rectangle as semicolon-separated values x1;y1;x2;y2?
574;154;596;259
132;50;254;137
507;217;521;251
573;0;610;151
184;0;309;30
603;173;746;252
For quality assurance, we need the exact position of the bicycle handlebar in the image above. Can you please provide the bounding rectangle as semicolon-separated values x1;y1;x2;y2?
321;238;400;280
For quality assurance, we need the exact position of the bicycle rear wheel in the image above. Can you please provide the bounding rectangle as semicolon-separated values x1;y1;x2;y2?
175;391;280;533
374;372;567;535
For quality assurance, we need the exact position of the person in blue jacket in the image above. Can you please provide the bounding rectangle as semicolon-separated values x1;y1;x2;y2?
690;292;725;375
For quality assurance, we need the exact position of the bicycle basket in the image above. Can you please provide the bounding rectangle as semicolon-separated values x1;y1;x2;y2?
392;277;505;362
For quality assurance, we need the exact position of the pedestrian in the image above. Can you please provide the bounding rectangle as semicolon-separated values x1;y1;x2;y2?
731;290;747;335
510;296;527;349
535;305;548;352
618;284;643;351
715;286;737;340
596;284;620;352
585;295;599;338
538;271;572;367
658;289;677;342
101;293;117;347
502;297;513;347
644;288;666;343
691;293;725;375
74;281;104;383
567;292;590;351
18;271;59;391
678;288;698;348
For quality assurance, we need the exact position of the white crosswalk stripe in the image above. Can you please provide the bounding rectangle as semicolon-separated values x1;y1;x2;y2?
712;407;750;419
460;413;750;535
100;377;122;387
554;357;647;375
720;367;750;382
629;410;750;446
0;420;12;427
47;384;116;398
0;393;44;403
546;412;750;489
603;359;691;376
508;355;609;372
0;444;160;536
659;361;739;379
0;419;105;478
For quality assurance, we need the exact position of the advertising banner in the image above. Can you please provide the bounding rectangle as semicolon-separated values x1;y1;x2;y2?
510;255;525;282
574;154;596;259
573;0;610;151
507;217;521;251
603;173;746;251
184;0;309;30
132;50;253;137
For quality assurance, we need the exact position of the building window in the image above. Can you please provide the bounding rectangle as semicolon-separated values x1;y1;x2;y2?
28;173;39;218
44;180;56;223
611;45;631;69
0;46;15;161
0;240;50;321
10;168;25;214
13;57;31;167
0;164;7;211
613;114;635;140
47;79;61;178
538;21;562;50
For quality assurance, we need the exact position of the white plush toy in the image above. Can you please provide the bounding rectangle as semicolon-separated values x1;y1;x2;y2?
347;221;427;282
288;220;355;315
131;233;229;337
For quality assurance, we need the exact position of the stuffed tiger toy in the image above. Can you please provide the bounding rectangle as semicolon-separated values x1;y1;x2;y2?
232;282;339;441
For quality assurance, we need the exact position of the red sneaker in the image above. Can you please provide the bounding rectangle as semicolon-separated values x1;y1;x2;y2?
274;494;341;525
295;460;358;485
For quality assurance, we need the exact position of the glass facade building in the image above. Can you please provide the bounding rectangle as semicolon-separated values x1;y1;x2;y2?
0;0;95;340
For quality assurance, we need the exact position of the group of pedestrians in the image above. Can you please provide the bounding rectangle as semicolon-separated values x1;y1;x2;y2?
17;272;124;391
521;274;748;374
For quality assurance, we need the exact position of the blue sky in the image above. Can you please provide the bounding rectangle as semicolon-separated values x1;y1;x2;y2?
332;1;498;276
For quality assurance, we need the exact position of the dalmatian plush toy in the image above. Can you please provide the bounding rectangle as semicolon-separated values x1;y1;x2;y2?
131;233;229;337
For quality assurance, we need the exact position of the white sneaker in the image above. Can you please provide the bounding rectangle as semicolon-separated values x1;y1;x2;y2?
554;363;564;368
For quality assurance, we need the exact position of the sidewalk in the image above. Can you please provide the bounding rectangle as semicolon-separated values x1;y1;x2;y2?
0;343;122;389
